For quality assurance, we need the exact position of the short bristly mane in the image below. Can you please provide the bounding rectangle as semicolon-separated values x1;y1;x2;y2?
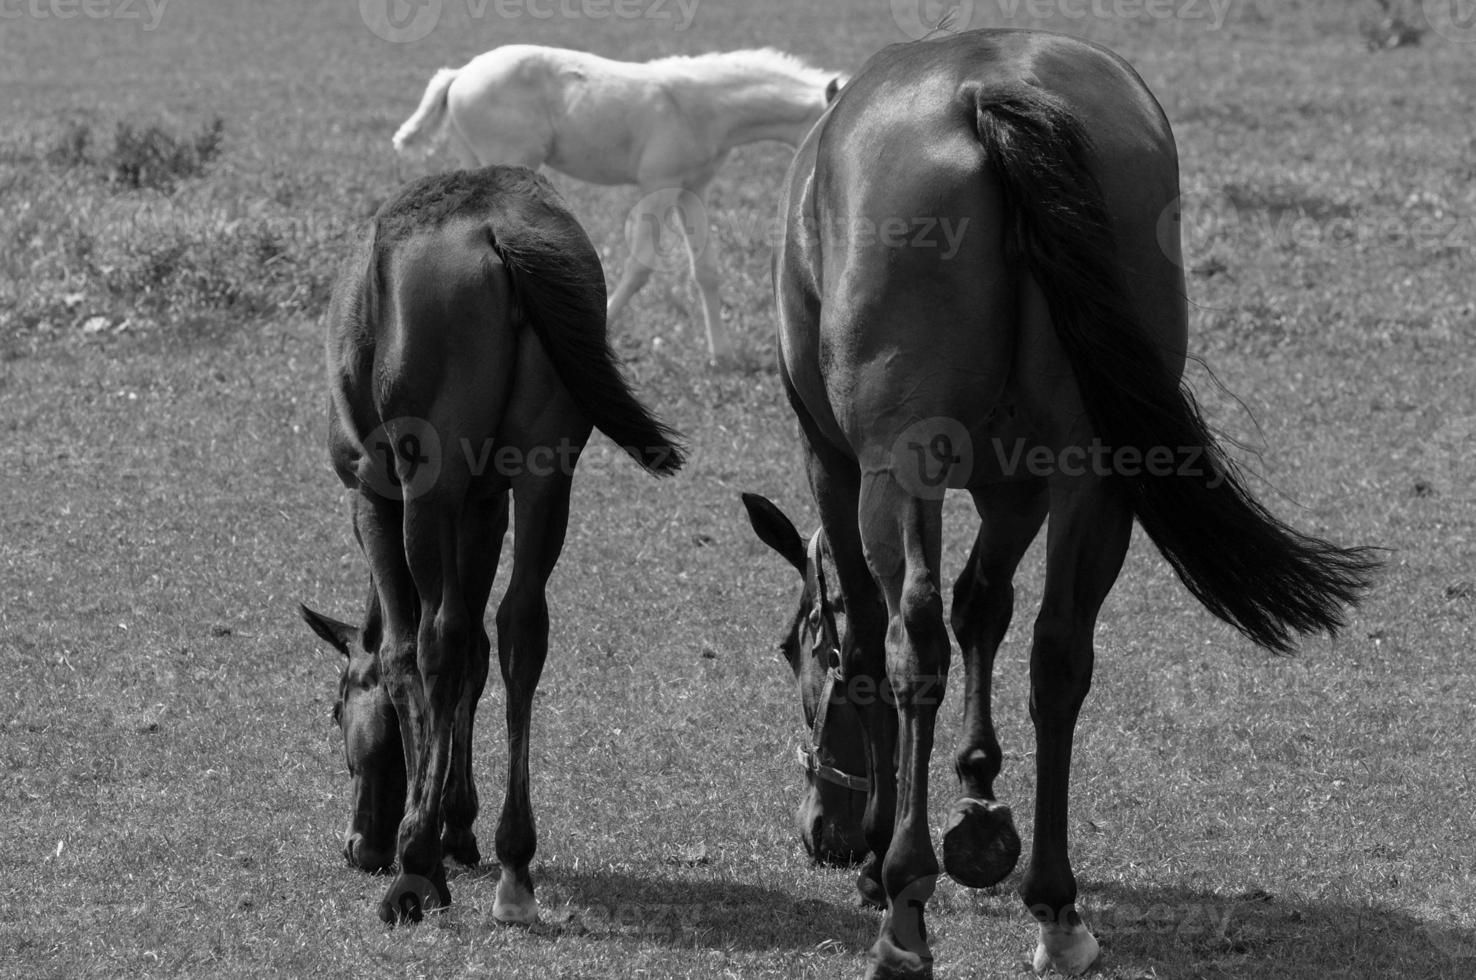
647;47;833;89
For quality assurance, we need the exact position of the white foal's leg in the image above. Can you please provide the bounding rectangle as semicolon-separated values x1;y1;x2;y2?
606;190;666;327
678;188;736;367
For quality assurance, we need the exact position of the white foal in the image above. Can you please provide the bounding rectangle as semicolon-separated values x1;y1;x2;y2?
393;44;843;366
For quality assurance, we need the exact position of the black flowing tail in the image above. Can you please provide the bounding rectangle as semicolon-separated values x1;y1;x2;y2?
969;84;1379;652
490;195;686;477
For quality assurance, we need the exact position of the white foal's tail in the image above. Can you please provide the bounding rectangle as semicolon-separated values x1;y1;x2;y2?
392;67;459;157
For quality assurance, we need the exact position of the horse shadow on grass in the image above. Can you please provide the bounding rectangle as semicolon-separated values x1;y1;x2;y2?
440;863;1476;970
452;862;877;953
1052;879;1476;978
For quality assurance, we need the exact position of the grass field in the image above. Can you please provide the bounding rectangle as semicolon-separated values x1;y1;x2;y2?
2;0;1474;977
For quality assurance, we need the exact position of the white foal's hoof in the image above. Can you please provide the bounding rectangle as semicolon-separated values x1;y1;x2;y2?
1032;920;1100;975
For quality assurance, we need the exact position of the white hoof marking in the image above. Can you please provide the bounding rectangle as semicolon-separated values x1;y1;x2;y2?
1033;920;1100;975
492;875;539;925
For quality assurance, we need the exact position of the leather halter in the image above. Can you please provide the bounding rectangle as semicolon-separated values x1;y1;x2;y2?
796;531;871;794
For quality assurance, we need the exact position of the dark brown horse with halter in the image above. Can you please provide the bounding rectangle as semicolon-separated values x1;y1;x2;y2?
300;166;684;924
743;30;1378;979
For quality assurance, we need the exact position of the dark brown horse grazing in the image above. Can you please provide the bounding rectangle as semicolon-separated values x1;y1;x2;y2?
300;166;684;925
743;30;1378;979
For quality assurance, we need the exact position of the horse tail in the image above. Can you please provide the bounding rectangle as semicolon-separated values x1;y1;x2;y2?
393;68;459;158
969;83;1379;652
489;219;686;478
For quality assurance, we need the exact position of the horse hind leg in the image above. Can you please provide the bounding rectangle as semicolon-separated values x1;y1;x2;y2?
677;186;737;368
439;492;510;869
605;190;663;329
376;488;474;923
1021;474;1132;975
490;470;574;925
857;472;949;980
941;481;1047;890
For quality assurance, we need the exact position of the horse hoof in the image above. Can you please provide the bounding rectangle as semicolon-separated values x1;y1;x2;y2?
942;798;1020;888
492;873;539;925
866;936;933;980
441;830;481;868
1033;921;1100;975
344;834;394;873
377;871;450;924
857;860;886;910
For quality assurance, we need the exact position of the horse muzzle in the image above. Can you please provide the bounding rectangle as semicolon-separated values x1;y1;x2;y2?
796;788;869;867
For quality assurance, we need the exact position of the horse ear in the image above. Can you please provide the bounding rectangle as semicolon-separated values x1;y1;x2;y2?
742;493;807;575
825;77;842;104
299;603;359;658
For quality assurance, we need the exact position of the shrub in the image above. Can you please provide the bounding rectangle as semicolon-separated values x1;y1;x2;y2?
107;117;225;193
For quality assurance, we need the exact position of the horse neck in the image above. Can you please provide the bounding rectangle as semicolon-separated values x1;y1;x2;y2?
694;72;826;149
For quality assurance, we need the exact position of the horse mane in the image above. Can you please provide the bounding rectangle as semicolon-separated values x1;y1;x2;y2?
373;166;564;247
647;47;833;90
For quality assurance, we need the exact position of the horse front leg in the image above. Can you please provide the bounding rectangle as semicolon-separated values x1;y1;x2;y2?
351;491;428;880
941;482;1046;889
344;509;407;872
1021;476;1131;974
806;439;895;908
440;493;509;868
490;473;572;924
859;472;949;980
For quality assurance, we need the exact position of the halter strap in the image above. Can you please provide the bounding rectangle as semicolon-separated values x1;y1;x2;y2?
797;661;871;793
796;530;871;794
